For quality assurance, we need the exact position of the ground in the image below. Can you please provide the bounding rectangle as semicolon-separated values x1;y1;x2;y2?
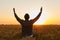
0;25;60;40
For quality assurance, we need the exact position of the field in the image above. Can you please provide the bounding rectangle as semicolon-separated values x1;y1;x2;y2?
0;25;60;40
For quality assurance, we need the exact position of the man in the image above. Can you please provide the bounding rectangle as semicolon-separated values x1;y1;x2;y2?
13;7;42;37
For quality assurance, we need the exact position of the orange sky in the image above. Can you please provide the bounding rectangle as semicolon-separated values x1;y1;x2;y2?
0;0;60;25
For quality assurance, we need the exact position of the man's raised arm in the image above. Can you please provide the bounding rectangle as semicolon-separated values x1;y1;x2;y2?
13;8;23;23
31;7;42;23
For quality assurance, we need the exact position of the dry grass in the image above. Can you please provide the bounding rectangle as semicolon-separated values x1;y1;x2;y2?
0;25;60;40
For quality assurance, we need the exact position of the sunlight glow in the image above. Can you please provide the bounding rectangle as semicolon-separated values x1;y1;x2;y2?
34;10;47;25
0;0;60;25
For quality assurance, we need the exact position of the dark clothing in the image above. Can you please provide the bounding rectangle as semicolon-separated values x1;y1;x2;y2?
14;12;42;37
21;20;33;36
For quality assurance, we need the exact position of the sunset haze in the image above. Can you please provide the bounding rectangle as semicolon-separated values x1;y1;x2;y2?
0;0;60;25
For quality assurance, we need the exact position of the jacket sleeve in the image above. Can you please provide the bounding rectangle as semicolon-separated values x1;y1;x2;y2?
14;13;23;23
30;7;42;24
31;12;42;24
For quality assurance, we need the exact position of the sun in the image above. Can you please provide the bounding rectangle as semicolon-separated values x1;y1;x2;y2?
34;16;46;25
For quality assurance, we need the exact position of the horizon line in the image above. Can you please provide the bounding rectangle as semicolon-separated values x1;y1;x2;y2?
0;24;60;25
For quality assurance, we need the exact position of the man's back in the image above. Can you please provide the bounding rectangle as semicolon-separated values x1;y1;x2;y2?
21;20;33;36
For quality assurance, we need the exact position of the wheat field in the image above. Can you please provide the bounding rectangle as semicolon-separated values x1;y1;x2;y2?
0;25;60;40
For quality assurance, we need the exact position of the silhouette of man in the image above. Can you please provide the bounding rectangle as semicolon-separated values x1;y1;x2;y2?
13;7;42;37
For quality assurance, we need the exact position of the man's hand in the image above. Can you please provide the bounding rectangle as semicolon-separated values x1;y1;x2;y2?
13;8;15;13
40;7;42;13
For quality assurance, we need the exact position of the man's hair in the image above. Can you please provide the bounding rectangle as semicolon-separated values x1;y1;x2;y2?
24;13;30;20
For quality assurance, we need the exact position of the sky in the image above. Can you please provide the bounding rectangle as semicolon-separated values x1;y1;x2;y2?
0;0;60;25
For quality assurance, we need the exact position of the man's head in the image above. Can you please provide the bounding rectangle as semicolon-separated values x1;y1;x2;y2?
24;13;30;20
